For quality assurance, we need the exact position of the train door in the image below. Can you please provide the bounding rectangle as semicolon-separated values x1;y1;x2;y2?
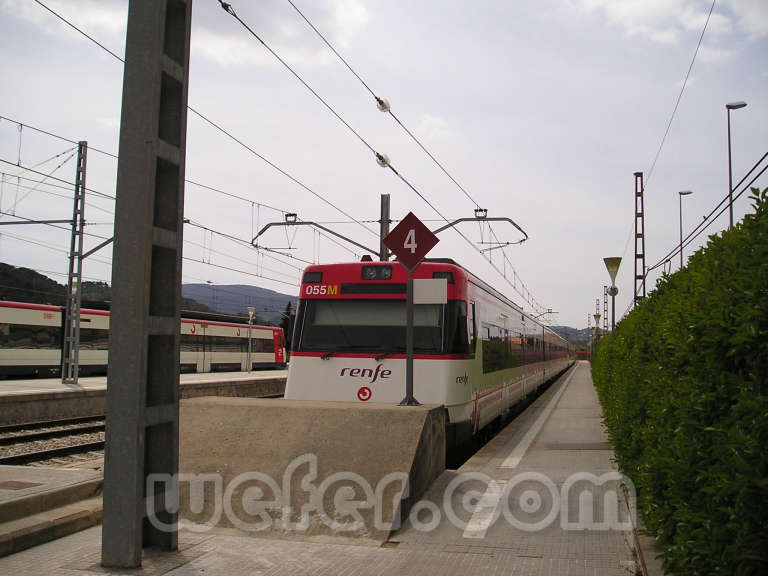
274;331;285;365
200;323;211;372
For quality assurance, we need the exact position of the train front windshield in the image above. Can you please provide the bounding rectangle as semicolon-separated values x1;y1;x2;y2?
294;299;469;355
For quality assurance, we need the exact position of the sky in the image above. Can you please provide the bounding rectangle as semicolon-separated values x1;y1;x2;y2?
0;0;766;329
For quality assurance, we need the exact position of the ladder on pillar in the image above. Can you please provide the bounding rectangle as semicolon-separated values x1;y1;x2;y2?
62;141;88;384
633;171;646;305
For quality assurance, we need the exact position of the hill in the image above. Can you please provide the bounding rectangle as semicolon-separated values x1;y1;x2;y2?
0;263;213;313
181;284;298;325
549;325;591;346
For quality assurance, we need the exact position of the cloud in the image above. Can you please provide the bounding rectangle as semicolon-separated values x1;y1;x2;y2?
696;45;735;63
567;0;748;44
724;0;768;39
415;114;451;143
1;0;126;42
193;0;369;68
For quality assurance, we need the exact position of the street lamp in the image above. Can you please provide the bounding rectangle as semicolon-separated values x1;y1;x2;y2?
603;257;621;332
678;191;693;269
726;101;747;229
592;312;601;358
247;306;255;373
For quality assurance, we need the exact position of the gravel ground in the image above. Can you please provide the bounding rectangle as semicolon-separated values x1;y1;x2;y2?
0;430;105;459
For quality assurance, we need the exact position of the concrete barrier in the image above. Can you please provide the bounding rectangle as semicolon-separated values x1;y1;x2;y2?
178;398;445;544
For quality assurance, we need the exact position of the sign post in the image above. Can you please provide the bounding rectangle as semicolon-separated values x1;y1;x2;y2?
383;212;439;406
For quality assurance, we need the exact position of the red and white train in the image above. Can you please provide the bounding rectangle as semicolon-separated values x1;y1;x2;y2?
0;300;286;378
285;259;573;448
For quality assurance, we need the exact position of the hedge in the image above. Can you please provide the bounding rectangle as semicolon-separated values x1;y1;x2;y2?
592;187;768;575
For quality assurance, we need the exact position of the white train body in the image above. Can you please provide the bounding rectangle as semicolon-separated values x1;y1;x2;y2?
0;301;286;378
286;260;573;447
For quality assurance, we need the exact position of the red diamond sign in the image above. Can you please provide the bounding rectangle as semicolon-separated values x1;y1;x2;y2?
383;212;439;271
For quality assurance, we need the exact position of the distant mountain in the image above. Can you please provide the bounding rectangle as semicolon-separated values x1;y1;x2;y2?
181;284;298;325
549;325;591;346
0;262;212;313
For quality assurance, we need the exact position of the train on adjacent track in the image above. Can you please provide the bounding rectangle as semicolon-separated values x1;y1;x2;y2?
285;259;574;448
0;300;287;378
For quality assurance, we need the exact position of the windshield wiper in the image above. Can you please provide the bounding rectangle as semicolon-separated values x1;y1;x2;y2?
375;351;390;361
320;352;335;360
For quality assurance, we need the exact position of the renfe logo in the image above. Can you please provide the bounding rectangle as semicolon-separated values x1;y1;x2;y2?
340;364;392;384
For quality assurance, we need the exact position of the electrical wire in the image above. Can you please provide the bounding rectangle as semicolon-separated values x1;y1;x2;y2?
0;176;115;216
23;1;379;241
618;0;717;284
182;256;299;287
619;152;767;319
3;150;77;214
222;1;546;314
0;158;115;201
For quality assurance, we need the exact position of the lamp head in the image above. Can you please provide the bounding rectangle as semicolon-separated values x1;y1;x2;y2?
726;101;747;110
603;257;622;285
679;190;693;196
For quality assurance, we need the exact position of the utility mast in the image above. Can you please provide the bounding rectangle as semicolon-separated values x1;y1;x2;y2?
634;171;646;305
61;141;87;384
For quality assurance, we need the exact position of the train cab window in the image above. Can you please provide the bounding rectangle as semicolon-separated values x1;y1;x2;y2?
294;299;468;355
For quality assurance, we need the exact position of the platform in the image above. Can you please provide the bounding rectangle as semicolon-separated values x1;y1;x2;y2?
0;370;287;426
0;361;651;575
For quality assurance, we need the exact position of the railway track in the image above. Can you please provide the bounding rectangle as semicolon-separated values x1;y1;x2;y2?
0;416;105;466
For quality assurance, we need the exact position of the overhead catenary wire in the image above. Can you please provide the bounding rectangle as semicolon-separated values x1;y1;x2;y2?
221;1;548;314
25;0;547;313
3;150;77;214
22;1;379;242
280;0;549;314
647;153;768;274
619;152;767;320
618;0;717;272
0;158;115;201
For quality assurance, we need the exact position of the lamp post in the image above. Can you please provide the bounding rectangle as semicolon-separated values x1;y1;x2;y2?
727;101;747;229
603;257;621;332
678;191;693;269
247;306;255;373
592;312;601;358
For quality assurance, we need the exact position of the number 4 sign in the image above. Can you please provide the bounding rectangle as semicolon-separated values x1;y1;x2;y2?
383;212;439;271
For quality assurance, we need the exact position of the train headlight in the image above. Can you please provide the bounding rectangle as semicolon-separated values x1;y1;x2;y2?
361;266;392;280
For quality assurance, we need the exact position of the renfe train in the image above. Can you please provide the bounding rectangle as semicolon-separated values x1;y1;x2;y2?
285;259;573;448
0;300;286;378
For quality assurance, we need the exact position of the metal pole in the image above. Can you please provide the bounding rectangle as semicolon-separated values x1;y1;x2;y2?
611;292;616;332
379;194;390;261
727;108;733;230
62;141;87;384
679;192;684;269
399;269;419;405
247;307;254;373
248;321;252;372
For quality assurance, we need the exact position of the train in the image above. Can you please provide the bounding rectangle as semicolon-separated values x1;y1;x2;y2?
0;300;287;378
285;259;574;448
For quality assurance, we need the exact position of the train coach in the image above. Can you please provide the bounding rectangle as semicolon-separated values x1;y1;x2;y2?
285;259;574;448
0;300;286;378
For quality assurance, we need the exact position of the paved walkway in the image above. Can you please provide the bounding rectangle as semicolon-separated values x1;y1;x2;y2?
0;361;642;575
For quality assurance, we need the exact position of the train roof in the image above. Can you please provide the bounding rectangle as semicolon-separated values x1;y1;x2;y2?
301;261;571;346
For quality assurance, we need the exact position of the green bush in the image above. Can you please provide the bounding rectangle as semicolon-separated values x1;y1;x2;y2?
593;188;768;575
